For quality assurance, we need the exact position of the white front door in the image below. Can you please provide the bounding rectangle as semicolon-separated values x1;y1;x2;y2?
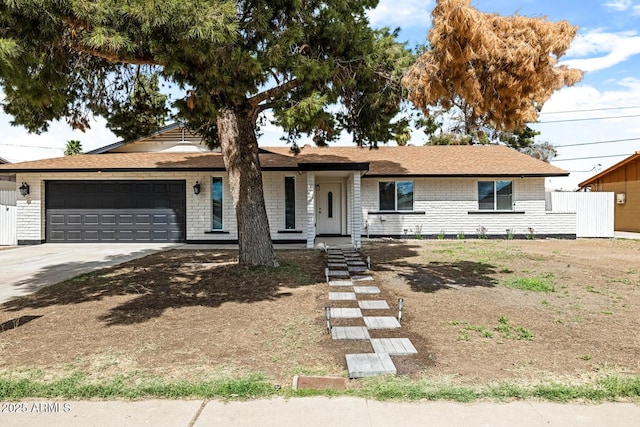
316;183;341;235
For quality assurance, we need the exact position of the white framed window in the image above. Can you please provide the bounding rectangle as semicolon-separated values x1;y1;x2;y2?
378;181;414;211
284;176;296;229
478;180;513;211
212;177;223;229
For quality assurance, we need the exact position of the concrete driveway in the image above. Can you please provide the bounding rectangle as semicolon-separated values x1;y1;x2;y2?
0;243;181;304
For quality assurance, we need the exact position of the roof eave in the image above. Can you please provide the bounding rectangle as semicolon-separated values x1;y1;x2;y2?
364;173;568;178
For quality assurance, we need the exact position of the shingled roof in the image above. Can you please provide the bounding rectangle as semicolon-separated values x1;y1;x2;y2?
0;145;568;177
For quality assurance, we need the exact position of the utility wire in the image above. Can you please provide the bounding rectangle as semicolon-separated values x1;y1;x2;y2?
555;137;640;148
537;114;640;124
552;153;633;162
540;105;640;115
0;143;61;150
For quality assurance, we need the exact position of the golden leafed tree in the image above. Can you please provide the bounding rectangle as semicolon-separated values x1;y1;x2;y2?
403;0;584;131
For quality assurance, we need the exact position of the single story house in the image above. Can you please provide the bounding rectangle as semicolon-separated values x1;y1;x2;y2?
578;151;640;233
0;124;576;248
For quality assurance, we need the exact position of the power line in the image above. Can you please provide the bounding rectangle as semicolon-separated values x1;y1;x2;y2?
538;114;640;124
540;105;640;115
556;137;640;148
0;143;61;150
552;153;633;162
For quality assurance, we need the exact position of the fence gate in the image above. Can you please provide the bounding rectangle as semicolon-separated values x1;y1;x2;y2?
0;189;17;245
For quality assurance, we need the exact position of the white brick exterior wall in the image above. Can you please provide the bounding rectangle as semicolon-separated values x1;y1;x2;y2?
15;171;310;243
14;172;575;244
361;177;576;238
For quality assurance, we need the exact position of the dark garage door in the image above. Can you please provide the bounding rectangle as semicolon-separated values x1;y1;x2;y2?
46;180;186;242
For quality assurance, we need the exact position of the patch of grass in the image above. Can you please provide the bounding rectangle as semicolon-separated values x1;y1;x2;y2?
0;372;276;400
580;355;592;361
501;273;555;293
352;375;640;402
2;371;640;403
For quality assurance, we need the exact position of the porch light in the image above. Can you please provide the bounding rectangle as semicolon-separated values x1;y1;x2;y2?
315;184;320;191
193;181;201;195
19;182;30;197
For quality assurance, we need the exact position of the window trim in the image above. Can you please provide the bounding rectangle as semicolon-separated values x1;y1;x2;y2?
211;176;223;230
284;176;296;230
477;180;513;211
378;180;414;212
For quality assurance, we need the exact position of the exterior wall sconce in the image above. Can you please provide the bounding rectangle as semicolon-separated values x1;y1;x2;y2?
315;184;320;191
19;182;30;197
193;181;201;195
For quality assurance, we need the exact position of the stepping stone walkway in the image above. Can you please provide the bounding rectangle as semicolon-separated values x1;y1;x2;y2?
323;248;418;379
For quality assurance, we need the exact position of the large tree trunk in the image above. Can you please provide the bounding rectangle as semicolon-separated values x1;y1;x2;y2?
217;107;278;266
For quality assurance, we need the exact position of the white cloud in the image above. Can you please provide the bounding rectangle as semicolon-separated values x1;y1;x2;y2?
562;29;640;72
603;0;633;11
0;115;116;162
533;79;640;190
367;0;433;28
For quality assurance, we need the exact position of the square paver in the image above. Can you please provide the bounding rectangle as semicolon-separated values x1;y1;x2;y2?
370;338;417;355
351;275;374;282
358;300;390;310
328;292;356;301
363;316;401;329
328;280;353;287
353;286;380;294
346;353;396;378
327;270;349;277
346;261;366;266
328;263;348;268
331;326;371;340
329;308;362;318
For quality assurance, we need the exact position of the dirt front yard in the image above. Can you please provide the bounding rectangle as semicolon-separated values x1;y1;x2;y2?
0;239;638;387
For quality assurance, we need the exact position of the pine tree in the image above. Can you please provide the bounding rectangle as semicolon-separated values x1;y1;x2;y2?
0;1;412;266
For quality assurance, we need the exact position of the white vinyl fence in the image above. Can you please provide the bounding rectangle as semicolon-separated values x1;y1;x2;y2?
0;190;17;245
546;192;614;238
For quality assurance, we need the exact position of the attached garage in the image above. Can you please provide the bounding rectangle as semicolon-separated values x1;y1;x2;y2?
45;180;186;242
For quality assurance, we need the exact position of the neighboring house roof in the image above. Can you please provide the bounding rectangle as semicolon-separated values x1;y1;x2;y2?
0;145;568;177
86;123;208;154
578;151;640;188
0;156;9;164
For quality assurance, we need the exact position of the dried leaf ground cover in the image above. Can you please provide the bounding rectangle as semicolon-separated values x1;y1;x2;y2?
0;240;639;390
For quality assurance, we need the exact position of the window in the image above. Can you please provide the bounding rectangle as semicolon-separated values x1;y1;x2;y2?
378;181;414;211
284;176;295;229
478;181;513;211
212;177;223;230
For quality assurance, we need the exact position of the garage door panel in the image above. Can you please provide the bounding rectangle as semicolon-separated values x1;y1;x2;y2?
102;214;116;225
46;180;185;242
85;215;99;225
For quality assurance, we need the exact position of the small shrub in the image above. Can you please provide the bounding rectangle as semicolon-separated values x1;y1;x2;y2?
526;227;536;240
437;230;446;240
505;229;514;240
414;225;423;240
476;225;487;239
457;231;465;240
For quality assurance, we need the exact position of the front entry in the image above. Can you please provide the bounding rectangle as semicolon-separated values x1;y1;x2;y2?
316;183;342;235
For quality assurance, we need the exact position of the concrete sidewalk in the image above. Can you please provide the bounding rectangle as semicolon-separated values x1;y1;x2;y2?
0;397;637;427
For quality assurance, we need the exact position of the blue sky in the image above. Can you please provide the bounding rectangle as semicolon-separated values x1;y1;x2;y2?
2;0;640;190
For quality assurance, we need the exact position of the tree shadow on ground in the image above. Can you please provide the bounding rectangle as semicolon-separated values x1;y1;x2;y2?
361;241;498;292
1;249;324;326
395;260;498;292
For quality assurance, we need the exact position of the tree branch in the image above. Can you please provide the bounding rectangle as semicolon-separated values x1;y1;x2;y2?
248;79;300;114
